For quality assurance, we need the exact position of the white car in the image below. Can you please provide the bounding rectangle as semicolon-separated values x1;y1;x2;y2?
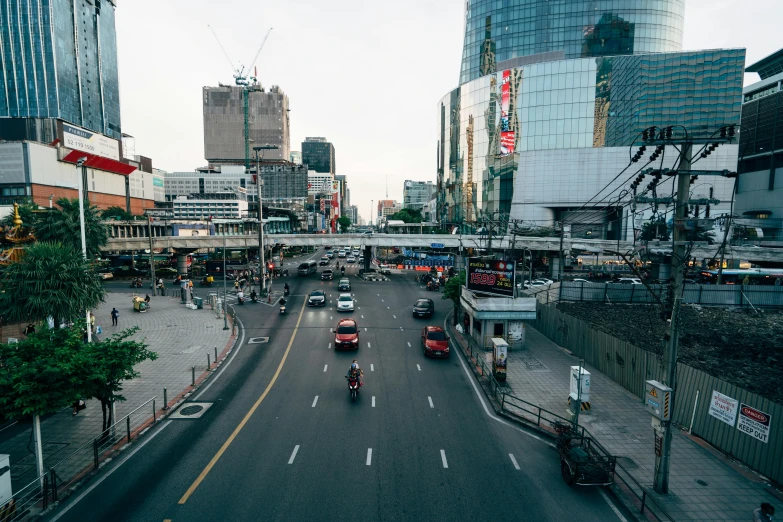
518;280;547;289
337;250;346;258
615;278;642;285
346;256;356;263
337;293;354;312
533;278;554;285
571;278;589;283
352;249;360;257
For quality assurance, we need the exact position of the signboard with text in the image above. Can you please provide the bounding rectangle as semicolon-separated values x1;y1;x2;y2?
62;123;120;161
466;258;515;297
737;404;771;443
708;390;738;426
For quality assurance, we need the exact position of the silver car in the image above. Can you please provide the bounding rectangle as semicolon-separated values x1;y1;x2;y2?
336;293;354;312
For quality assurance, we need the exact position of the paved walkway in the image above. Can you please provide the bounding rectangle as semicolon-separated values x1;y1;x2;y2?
0;292;234;493
449;324;781;521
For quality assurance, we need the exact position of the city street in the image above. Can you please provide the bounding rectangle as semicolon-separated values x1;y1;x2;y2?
48;249;627;522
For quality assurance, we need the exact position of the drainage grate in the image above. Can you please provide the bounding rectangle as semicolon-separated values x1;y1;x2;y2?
169;402;213;419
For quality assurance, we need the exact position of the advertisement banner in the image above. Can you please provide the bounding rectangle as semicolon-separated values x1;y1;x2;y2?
62;123;120;161
501;131;515;155
499;70;515;155
466;258;515;297
708;390;738;426
737;404;771;443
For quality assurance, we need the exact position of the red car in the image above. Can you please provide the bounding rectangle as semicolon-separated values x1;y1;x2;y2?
333;319;360;350
421;326;450;358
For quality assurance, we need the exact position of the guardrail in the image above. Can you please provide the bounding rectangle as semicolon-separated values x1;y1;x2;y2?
445;317;673;522
2;398;157;521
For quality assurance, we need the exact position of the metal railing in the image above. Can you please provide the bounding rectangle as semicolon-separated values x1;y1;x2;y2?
1;398;157;521
446;318;673;522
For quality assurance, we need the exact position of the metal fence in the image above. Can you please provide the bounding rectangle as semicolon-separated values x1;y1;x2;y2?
445;320;673;522
2;398;157;521
533;303;783;485
557;282;783;308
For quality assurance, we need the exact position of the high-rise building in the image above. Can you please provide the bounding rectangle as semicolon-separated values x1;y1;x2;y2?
438;0;744;241
736;49;783;243
203;85;290;164
290;151;302;164
302;137;335;174
0;0;121;142
403;180;435;211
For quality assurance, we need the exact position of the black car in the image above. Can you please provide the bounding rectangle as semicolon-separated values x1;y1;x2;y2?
413;298;435;318
321;269;334;281
338;278;351;291
308;290;327;307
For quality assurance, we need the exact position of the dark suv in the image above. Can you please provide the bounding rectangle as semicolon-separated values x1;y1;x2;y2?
413;298;435;318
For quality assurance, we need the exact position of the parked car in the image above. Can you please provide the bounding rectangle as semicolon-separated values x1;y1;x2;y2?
614;278;642;285
319;256;330;266
155;267;178;277
338;278;351;291
413;298;435;318
533;278;554;285
333;318;359;350
321;269;334;281
97;268;114;280
308;290;327;306
571;278;589;283
421;326;450;358
337;293;355;312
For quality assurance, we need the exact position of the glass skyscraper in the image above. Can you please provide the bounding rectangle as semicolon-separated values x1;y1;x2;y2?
0;0;121;140
302;137;336;174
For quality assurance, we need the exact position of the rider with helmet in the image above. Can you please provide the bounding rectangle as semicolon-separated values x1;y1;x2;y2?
346;359;363;386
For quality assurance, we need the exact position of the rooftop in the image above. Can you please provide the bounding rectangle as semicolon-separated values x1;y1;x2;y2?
746;47;783;80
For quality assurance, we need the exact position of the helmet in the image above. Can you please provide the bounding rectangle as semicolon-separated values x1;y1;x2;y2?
351;362;358;370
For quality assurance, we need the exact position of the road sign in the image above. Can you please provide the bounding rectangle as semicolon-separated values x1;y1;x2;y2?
708;390;738;426
430;243;444;249
737;404;771;443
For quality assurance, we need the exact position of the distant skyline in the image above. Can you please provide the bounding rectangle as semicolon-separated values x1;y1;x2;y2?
115;0;781;220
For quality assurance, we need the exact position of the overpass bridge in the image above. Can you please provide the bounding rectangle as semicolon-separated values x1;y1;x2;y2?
102;233;783;263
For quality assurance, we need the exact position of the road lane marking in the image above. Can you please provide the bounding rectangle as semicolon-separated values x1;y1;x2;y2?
387;306;390;309
509;454;521;470
330;316;333;320
370;364;374;371
178;298;307;505
428;397;434;408
372;396;376;407
312;396;319;408
324;365;328;372
393;315;397;319
361;315;364;319
367;342;371;348
600;489;630;522
327;342;331;349
364;327;367;331
417;364;421;371
440;450;448;469
288;445;300;464
407;342;411;347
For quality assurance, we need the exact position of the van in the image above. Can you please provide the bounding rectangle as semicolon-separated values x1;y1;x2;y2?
298;260;317;276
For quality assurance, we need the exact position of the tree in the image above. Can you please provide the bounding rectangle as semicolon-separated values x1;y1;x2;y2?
337;216;352;233
101;206;134;221
35;197;108;258
389;208;423;223
0;242;105;327
640;216;670;242
442;270;466;325
1;199;41;229
77;327;157;432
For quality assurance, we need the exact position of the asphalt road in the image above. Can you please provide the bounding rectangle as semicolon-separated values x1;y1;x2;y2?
49;249;629;522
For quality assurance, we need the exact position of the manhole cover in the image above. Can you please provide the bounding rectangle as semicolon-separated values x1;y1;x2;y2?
169;402;213;419
248;337;269;344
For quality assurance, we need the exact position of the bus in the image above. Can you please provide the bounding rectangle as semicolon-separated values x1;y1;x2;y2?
700;268;783;286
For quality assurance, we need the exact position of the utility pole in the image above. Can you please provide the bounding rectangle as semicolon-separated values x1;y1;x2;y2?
148;217;156;298
76;158;92;343
558;221;565;281
254;145;278;297
654;142;692;494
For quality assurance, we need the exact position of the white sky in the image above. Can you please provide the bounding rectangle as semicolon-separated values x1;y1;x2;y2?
115;0;781;222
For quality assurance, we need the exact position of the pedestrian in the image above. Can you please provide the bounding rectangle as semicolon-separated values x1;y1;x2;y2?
71;399;86;416
110;307;119;326
89;311;96;333
754;503;775;522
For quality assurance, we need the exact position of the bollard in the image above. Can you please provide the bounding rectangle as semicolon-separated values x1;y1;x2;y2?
152;399;156;422
126;416;131;443
162;387;169;410
191;365;195;386
214;346;218;364
208;353;211;370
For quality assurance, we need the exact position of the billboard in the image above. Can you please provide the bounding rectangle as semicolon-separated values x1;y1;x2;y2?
466;258;515;297
500;70;515;156
62;123;120;161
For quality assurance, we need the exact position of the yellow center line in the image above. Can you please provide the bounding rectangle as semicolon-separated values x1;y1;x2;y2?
178;298;307;505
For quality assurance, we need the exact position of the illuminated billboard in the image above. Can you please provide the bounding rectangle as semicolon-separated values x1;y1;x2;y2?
500;70;515;155
466;258;515;297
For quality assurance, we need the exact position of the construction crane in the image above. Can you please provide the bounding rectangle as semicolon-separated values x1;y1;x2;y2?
207;26;274;169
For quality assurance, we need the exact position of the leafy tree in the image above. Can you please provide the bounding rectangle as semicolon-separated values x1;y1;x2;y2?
101;206;134;221
442;270;466;325
77;326;157;432
1;199;40;228
389;208;423;224
0;242;105;327
35;197;108;259
640;216;670;242
337;216;352;233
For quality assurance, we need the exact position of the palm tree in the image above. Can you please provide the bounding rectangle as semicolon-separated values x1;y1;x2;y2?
35;197;108;259
0;242;105;327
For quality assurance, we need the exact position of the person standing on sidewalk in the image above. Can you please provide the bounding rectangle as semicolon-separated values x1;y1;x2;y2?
754;503;775;522
110;308;119;326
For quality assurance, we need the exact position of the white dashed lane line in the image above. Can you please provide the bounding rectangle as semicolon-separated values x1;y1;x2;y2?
372;396;376;407
366;448;373;466
428;397;434;408
509;454;521;470
367;342;371;348
323;365;328;372
440;450;448;469
407;342;411;348
417;364;421;371
312;396;319;408
288;445;300;464
370;364;374;371
327;343;331;349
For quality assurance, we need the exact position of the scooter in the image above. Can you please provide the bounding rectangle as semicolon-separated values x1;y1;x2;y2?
284;287;290;296
279;304;286;315
346;375;360;401
237;295;245;305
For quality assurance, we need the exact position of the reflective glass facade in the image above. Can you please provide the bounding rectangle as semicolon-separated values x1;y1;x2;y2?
460;0;684;84
437;49;745;228
302;138;336;175
0;0;121;139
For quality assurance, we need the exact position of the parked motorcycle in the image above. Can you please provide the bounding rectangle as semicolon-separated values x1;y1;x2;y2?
129;278;143;288
346;375;360;401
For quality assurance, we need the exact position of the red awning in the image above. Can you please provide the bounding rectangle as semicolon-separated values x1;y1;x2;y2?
61;150;137;176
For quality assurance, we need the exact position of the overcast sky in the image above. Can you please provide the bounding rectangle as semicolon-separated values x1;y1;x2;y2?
115;0;781;222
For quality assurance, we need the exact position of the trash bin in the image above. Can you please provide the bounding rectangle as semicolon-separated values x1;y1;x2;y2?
193;297;203;309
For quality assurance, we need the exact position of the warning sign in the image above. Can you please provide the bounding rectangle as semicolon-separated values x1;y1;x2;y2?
737;404;771;443
708;390;738;427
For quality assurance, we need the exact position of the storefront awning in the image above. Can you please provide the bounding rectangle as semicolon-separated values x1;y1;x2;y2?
61;150;137;176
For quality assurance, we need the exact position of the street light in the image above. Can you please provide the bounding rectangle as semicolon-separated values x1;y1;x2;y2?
75;157;91;343
253;145;278;300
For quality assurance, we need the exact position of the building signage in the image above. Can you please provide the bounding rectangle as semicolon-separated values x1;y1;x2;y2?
430;243;444;249
62;123;120;161
466;258;515;297
153;177;165;187
500;70;515;156
708;390;738;426
737;404;771;443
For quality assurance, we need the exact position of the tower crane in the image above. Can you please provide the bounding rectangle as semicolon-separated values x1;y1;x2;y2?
207;25;274;168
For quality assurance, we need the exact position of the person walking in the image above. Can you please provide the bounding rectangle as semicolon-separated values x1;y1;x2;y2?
110;308;119;326
89;311;96;333
754;503;775;522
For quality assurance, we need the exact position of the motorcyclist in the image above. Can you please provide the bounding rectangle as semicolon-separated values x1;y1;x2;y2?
341;266;345;275
346;360;364;386
284;283;290;294
250;289;258;302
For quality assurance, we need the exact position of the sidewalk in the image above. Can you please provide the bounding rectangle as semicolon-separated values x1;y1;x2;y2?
0;291;235;493
449;323;781;521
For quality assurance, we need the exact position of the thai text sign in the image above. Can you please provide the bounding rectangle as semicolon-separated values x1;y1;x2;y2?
737;404;771;443
466;258;515;297
708;390;738;426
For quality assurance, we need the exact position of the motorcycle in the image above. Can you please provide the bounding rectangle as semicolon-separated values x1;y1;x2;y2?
279;298;287;315
284;287;290;296
346;375;360;401
129;279;143;288
237;294;245;305
200;276;214;287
